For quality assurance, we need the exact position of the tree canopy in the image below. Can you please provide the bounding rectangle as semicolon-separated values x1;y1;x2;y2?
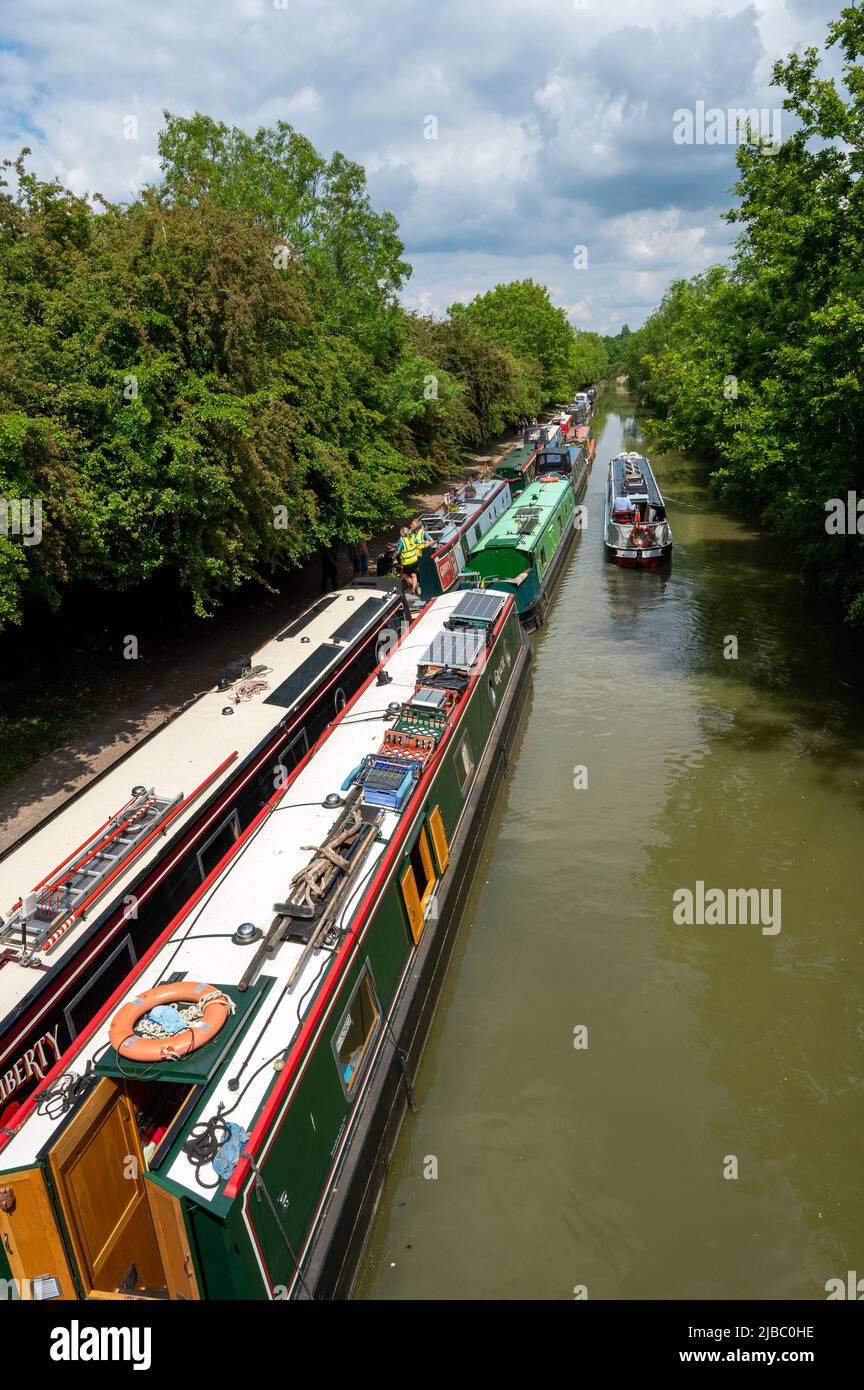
624;6;864;623
449;278;606;398
0;119;600;632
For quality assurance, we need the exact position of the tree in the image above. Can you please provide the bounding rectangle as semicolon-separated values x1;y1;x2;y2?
449;279;578;398
624;6;864;623
157;112;410;360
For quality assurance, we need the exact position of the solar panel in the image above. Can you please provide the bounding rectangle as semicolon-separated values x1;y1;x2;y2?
277;595;338;640
451;591;507;626
264;644;342;708
329;595;386;643
419;628;486;673
408;685;450;713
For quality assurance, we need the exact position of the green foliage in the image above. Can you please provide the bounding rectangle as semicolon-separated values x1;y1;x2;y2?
449;278;601;398
0;117;594;633
569;329;609;388
625;7;864;622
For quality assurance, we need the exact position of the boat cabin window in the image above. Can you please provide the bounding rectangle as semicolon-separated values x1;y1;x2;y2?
196;809;241;882
332;967;381;1098
399;827;438;944
455;733;475;792
64;934;137;1039
276;726;310;783
410;830;435;904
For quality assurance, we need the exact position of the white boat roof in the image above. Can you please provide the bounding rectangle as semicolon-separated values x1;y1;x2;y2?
0;588;398;1021
0;590;476;1200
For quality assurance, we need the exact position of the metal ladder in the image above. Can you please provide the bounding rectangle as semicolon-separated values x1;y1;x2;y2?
2;787;182;950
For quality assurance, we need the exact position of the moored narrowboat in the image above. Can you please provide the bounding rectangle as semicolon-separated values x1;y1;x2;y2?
494;416;565;496
534;433;593;501
0;586;406;1137
414;478;513;598
0;588;530;1302
604;452;673;568
461;474;581;630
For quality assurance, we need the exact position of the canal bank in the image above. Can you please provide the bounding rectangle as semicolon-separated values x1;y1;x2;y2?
356;388;864;1301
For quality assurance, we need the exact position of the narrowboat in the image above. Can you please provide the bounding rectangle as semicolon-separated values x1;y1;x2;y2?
494;418;562;497
0;588;530;1302
0;585;407;1137
414;477;513;597
461;475;581;630
534;433;593;501
603;452;673;568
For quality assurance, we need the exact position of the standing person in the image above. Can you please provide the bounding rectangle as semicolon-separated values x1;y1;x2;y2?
353;538;369;576
396;523;421;596
410;515;429;556
319;541;338;594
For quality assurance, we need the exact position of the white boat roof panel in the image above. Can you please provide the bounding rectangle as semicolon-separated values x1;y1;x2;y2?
0;588;396;1018
0;591;471;1200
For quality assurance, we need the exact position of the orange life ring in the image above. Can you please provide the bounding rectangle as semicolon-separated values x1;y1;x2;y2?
109;982;232;1062
538;474;561;483
631;523;655;548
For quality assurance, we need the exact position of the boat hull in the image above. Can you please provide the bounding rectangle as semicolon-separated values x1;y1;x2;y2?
604;539;673;569
518;510;581;630
299;638;533;1299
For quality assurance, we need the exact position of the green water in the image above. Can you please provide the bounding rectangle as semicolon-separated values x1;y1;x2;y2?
357;389;864;1301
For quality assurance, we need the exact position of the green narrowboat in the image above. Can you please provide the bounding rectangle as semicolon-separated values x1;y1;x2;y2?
494;418;561;495
462;475;581;630
0;588;530;1302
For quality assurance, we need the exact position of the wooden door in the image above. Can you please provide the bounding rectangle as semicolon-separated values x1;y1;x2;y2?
0;1165;75;1300
145;1178;200;1300
49;1077;163;1296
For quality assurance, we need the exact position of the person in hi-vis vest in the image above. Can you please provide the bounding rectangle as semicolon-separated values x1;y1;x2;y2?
397;518;427;595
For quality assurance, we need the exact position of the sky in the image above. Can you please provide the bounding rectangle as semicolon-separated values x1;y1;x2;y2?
0;0;847;333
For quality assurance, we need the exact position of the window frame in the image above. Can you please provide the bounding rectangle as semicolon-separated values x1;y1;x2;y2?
455;732;475;793
400;826;438;944
331;965;383;1101
196;808;241;882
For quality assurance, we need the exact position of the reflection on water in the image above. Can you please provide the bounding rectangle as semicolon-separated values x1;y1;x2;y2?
357;390;864;1301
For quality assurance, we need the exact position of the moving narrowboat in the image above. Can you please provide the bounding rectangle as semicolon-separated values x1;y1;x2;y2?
461;475;581;630
0;586;407;1137
604;452;673;568
414;478;513;597
0;588;530;1302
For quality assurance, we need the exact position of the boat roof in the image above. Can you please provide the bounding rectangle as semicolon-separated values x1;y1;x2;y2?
492;411;565;478
609;452;663;505
0;587;399;1022
469;477;571;554
0;589;509;1200
418;478;508;555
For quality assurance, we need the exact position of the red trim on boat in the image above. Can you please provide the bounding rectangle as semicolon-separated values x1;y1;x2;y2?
0;601;428;1154
224;595;515;1198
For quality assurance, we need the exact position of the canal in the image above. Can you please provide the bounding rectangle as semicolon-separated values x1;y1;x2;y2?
357;387;864;1300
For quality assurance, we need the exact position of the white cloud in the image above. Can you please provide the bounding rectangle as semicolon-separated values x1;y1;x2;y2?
0;0;842;331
